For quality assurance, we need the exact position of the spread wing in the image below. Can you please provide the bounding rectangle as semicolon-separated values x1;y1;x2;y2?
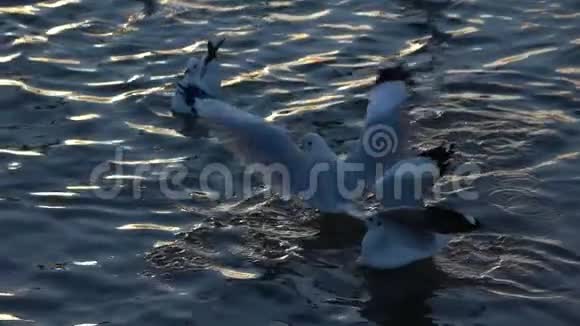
345;67;411;188
188;96;313;194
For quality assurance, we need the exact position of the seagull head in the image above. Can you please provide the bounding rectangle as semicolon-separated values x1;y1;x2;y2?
172;39;225;115
366;64;412;116
375;64;413;86
358;214;389;268
365;215;384;229
183;39;225;97
300;132;336;159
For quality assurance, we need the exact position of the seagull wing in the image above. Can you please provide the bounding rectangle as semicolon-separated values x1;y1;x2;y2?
345;67;410;188
191;97;312;193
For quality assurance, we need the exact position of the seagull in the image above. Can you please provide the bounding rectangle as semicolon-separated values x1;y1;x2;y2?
356;141;481;269
171;44;481;269
374;143;456;209
358;205;480;269
171;39;225;116
171;61;429;214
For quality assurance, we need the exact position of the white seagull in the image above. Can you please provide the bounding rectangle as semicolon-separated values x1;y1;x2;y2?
171;39;225;116
172;59;430;214
358;205;479;269
171;43;481;269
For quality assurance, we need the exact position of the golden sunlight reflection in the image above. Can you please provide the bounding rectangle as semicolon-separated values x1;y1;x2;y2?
268;9;331;22
139;42;203;56
119;78;160;93
153;240;175;248
325;34;356;42
320;23;372;31
557;67;580;75
560;77;580;89
331;75;375;91
65;66;97;73
46;19;90;35
84;80;125;87
11;35;48;46
210;266;260;280
29;56;81;65
222;68;269;87
266;95;344;121
105;41;205;62
223;51;337;87
104;175;146;181
288;94;343;107
292;50;338;65
150;73;180;81
399;39;428;57
117;224;180;232
125;121;185;138
36;205;67;209
268;1;292;7
0;313;31;322
530;152;580;170
355;10;400;19
467;18;485;25
30;192;79;197
152;110;174;118
178;2;247;13
0;53;21;63
72;261;98;266
0;6;38;15
0;78;71;96
441;92;523;101
67;114;100;121
37;0;80;8
486;288;562;300
67;185;100;191
8;162;22;171
216;28;254;38
1;78;72;95
0;78;164;103
111;156;188;166
528;110;577;123
109;52;153;63
448;26;479;37
150;210;174;215
268;33;310;46
0;149;44;157
484;47;558;68
64;139;124;146
553;12;580;19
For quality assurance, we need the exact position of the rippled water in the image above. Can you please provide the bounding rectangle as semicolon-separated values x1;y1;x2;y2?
1;0;579;325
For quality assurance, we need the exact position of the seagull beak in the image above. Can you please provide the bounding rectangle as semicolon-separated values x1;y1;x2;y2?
180;68;190;79
204;38;225;65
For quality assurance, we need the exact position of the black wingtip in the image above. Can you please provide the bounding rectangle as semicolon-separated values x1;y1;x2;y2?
419;142;455;175
375;65;412;86
206;38;225;64
136;0;157;16
425;205;481;233
175;81;209;117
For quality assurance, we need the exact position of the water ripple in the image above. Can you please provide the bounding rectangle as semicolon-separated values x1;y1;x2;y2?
1;0;579;324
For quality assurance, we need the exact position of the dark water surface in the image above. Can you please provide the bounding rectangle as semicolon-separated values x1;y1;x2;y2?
1;0;579;325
